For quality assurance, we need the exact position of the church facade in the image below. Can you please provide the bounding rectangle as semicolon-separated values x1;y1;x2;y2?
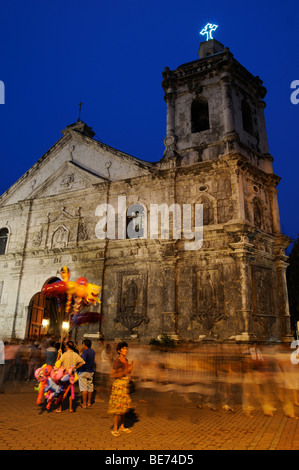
0;38;292;344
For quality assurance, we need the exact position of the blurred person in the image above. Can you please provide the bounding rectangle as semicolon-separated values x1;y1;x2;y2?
78;338;95;408
55;337;67;355
216;343;239;412
254;343;277;417
275;343;299;419
100;343;114;385
14;341;27;381
27;341;42;381
45;340;58;366
3;340;19;383
108;342;134;436
240;344;258;417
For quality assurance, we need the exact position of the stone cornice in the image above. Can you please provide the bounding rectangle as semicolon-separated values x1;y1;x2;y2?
163;50;266;101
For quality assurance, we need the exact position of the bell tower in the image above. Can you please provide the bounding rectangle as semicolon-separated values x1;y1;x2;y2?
160;26;292;342
162;32;271;171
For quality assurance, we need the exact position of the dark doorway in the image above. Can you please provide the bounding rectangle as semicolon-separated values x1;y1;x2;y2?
27;277;63;340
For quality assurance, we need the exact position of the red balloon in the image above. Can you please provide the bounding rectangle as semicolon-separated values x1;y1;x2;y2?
76;277;88;285
42;281;67;296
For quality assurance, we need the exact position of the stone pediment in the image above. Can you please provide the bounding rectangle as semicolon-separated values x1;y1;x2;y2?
29;161;106;199
49;207;74;223
0;123;154;207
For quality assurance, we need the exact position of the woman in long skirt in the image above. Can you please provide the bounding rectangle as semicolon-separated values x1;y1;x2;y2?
108;341;134;436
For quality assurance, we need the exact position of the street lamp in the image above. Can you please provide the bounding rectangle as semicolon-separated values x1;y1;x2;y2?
62;321;70;330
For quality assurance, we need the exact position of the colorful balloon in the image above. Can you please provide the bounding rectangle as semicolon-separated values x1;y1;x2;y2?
41;267;101;317
34;363;79;410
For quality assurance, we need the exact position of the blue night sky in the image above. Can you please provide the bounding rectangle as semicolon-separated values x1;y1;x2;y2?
0;0;298;243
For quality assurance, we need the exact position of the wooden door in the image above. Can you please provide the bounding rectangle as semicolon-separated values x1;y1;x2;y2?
28;292;45;340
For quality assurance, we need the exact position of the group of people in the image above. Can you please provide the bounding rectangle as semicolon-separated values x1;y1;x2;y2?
0;336;135;436
2;337;299;436
128;341;299;420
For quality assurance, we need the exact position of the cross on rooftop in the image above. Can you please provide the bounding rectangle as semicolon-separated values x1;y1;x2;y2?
78;102;83;121
200;23;218;41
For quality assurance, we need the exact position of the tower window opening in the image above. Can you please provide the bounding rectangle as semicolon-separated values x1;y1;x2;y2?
242;100;254;136
191;99;210;133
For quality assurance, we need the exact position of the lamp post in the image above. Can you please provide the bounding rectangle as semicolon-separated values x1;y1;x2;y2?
62;321;70;331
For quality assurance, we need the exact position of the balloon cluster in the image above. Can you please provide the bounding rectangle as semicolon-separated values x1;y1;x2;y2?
34;363;78;410
42;267;101;317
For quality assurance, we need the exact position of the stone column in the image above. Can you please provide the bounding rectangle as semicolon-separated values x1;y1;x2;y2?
165;87;176;138
269;187;281;234
161;261;178;338
232;167;246;220
220;72;235;136
11;199;33;339
275;247;293;342
229;239;255;341
257;100;270;154
163;88;177;158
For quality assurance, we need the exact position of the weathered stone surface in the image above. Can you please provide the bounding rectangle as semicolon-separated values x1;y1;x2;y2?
0;42;292;344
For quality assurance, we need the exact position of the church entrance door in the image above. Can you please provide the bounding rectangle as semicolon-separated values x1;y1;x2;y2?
27;277;62;340
27;292;45;340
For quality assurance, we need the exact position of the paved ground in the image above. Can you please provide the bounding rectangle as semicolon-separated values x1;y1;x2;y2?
1;380;299;452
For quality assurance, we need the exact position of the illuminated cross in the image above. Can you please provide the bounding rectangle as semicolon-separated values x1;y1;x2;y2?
200;23;218;41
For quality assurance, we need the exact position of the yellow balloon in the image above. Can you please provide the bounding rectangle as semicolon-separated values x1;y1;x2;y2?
85;283;101;304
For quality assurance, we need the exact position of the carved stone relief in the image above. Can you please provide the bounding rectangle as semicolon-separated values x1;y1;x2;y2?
196;192;217;226
32;227;43;246
115;272;148;333
51;225;69;249
251;265;276;334
60;173;75;189
192;266;225;333
199;195;213;225
252;197;263;228
77;209;88;242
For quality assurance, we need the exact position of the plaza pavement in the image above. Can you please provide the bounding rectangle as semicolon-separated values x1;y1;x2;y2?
1;380;299;453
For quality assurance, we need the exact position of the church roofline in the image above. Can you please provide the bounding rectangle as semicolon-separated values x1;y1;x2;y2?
62;121;155;170
0;121;157;206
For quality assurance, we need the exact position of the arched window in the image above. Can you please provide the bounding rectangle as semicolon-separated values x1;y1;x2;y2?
126;204;146;239
191;98;210;133
0;228;9;255
241;100;254;136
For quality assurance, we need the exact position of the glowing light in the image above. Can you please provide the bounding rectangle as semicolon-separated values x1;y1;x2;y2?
200;23;218;41
42;318;49;327
62;321;70;330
